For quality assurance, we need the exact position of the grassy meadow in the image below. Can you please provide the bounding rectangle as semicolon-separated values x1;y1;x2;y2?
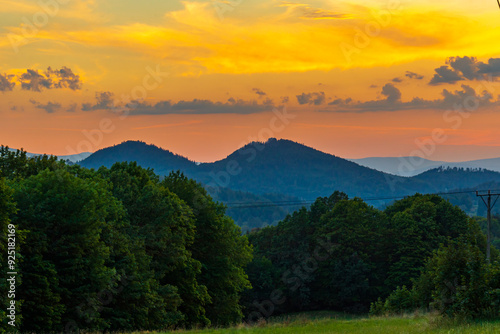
161;312;500;334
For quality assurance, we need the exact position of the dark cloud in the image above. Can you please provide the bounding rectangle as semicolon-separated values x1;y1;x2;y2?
392;77;403;83
252;88;267;97
429;56;500;85
19;69;52;92
30;99;62;113
17;67;82;91
328;97;352;105
369;84;378;88
320;84;497;112
405;71;424;80
125;97;276;115
478;58;500;75
448;56;481;80
381;83;401;103
45;66;82;90
296;92;325;105
0;73;15;92
82;91;115;111
281;96;289;103
429;65;463;85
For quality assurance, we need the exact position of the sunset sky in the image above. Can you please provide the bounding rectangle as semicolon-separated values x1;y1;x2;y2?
1;0;500;162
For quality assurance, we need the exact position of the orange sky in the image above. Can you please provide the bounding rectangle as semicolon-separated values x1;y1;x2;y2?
1;0;500;162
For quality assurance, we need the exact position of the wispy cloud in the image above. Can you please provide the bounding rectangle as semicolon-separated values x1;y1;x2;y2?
125;98;276;115
29;99;62;113
320;83;498;113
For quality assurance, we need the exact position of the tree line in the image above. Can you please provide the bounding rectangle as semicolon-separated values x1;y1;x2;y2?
243;190;500;321
2;146;500;332
0;147;252;332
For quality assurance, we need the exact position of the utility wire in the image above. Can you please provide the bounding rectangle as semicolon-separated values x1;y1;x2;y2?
225;189;494;209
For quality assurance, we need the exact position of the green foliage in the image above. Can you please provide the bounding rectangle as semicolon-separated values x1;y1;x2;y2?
98;162;207;328
162;171;253;326
382;286;416;314
0;179;21;330
383;194;472;290
0;150;253;331
245;193;486;319
13;169;118;331
0;146;64;179
424;240;494;319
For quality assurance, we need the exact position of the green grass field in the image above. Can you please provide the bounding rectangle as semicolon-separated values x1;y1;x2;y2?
161;312;500;334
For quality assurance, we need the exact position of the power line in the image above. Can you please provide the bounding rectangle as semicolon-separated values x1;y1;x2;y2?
225;189;490;209
476;190;500;263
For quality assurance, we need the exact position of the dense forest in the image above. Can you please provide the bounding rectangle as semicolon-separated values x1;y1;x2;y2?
80;140;500;202
79;140;500;229
0;147;251;332
2;146;500;332
243;192;500;321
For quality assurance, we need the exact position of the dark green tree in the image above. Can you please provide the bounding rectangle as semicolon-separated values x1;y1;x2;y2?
99;163;208;328
162;171;253;326
12;169;117;332
0;179;21;330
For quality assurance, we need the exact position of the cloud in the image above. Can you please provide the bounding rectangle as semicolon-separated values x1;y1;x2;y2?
429;65;463;85
405;71;424;80
30;99;62;113
478;58;500;76
429;56;500;85
82;91;115;111
45;66;82;90
328;97;352;105
320;83;498;112
299;7;346;19
392;77;403;83
448;56;482;80
252;88;267;97
296;91;325;105
281;96;289;103
17;67;82;91
277;2;347;20
66;103;78;113
125;97;276;115
0;73;15;92
19;69;53;92
381;83;401;103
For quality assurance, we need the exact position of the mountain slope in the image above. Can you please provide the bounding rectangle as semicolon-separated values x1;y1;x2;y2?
80;140;197;176
350;157;446;176
351;156;500;176
77;139;500;203
195;138;421;199
7;147;91;163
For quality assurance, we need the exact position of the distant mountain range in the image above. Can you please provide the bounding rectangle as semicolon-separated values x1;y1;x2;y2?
78;139;500;201
351;156;500;176
8;148;91;163
9;139;500;229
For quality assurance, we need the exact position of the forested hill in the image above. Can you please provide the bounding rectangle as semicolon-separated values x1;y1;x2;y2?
78;139;500;201
196;138;413;199
80;140;197;176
